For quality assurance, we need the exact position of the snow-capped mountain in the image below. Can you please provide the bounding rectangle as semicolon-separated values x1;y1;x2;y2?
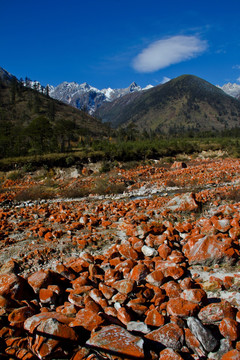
217;82;240;99
48;81;153;114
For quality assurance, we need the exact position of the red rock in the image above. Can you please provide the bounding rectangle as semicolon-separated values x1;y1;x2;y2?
145;308;165;327
86;324;144;358
166;192;198;212
71;347;90;360
130;263;149;283
117;306;132;325
30;317;78;358
162;281;182;298
68;292;85;307
158;243;172;259
171;161;187;169
219;318;240;341
84;295;102;313
37;316;78;339
211;216;231;233
56;302;77;316
28;269;53;293
183;234;237;266
8;306;36;327
179;277;194;290
198;301;235;324
39;288;57;305
71;273;89;288
112;292;128;304
155;260;185;280
99;283;116;299
180;289;207;304
221;349;240;360
89;289;108;308
145;323;184;350
44;231;54;241
112;279;135;295
24;312;75;333
118;243;139;260
184;328;206;358
167;298;199;317
0;273;23;299
70;308;104;331
159;348;184;360
145;270;164;287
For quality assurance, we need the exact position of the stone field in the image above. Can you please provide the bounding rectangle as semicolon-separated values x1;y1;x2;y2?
0;156;240;359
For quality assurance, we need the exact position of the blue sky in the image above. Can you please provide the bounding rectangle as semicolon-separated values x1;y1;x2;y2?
1;0;240;89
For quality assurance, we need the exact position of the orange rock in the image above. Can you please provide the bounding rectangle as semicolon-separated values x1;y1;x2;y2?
145;270;164;287
158;243;172;259
86;324;144;358
0;273;26;300
166;192;198;212
180;289;207;304
159;348;184;359
219;318;240;341
184;328;206;358
145;323;184;350
24;312;75;333
99;283;116;299
8;306;36;328
112;279;135;295
118;243;139;261
162;281;182;298
71;347;90;360
130;263;149;283
221;349;240;360
183;234;237;266
39;288;57;305
198;301;235;324
167;298;199;317
28;269;53;293
89;289;108;308
145;308;165;327
70;308;104;331
117;306;132;325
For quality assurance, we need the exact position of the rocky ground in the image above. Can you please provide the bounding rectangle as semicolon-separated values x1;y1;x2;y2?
0;155;240;359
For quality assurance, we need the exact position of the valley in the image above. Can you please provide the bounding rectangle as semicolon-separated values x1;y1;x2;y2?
0;66;240;359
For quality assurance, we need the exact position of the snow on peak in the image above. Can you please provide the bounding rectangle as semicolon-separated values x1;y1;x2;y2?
217;82;240;98
23;77;154;114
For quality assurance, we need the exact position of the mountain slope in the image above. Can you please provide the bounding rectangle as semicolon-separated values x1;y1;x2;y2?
96;75;240;134
0;68;108;157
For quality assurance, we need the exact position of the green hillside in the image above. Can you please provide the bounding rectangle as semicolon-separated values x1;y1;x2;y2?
0;74;107;158
96;75;240;134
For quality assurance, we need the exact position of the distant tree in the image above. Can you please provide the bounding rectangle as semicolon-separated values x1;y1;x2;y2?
26;116;54;154
54;119;77;152
45;85;50;97
48;100;56;121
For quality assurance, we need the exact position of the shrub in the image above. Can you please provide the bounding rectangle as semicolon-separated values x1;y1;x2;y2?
92;177;127;195
59;186;89;198
14;185;56;201
6;170;23;181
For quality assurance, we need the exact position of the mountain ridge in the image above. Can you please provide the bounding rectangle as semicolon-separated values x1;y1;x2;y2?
96;74;240;134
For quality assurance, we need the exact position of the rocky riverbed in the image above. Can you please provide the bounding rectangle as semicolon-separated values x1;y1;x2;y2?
0;156;240;359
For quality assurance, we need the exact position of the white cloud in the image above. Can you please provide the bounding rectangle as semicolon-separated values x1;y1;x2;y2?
233;65;240;69
132;35;207;73
237;77;240;82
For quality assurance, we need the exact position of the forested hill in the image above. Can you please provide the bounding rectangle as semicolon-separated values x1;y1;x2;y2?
96;75;240;134
0;74;107;158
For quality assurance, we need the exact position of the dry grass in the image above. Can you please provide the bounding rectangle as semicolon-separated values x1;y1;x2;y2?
14;185;56;201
